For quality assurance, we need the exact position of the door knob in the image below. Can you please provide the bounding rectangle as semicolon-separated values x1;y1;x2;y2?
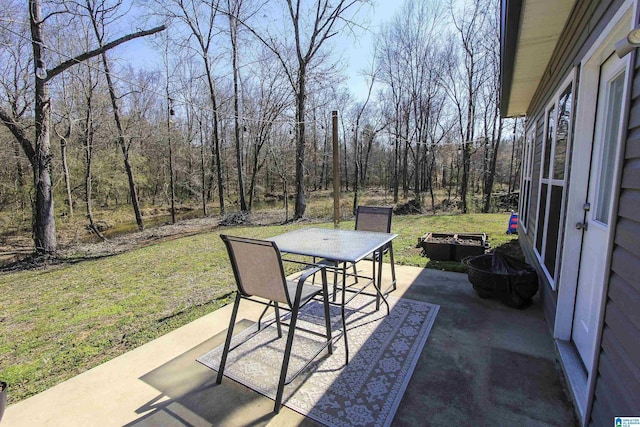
576;222;588;230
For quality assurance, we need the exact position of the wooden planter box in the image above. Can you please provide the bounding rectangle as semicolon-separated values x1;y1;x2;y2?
419;232;489;261
453;233;489;261
419;232;457;261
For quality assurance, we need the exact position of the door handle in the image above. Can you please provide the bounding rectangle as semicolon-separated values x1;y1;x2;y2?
576;222;588;230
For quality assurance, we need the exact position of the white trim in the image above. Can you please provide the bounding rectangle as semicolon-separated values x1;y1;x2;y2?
579;54;627;372
534;73;575;290
519;124;536;233
532;103;552;278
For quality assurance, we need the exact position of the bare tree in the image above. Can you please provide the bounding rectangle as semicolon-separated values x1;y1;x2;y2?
0;0;164;253
78;62;103;237
150;0;226;216
157;31;179;223
82;0;150;231
479;0;503;212
237;0;367;219
376;0;447;208
349;66;378;213
0;4;33;213
225;0;251;212
243;49;291;209
444;0;489;213
175;56;211;216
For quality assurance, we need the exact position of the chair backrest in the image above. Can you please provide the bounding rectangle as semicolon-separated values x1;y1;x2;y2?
355;206;393;233
221;235;289;304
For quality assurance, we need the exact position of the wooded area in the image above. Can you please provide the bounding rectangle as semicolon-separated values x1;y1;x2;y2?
0;0;523;255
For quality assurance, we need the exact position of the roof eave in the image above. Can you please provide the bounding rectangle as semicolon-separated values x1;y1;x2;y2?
500;0;523;118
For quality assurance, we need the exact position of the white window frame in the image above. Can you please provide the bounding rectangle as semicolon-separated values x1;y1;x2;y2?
534;72;576;289
519;124;535;233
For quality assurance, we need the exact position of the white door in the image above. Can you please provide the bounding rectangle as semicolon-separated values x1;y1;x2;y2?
572;54;626;368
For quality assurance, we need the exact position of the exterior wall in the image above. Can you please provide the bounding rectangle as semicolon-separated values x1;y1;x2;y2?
515;0;640;423
588;45;640;426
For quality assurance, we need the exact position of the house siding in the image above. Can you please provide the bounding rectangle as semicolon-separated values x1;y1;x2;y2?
588;47;640;422
515;0;640;423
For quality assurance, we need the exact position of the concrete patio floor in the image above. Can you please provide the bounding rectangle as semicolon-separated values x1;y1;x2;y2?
2;264;578;426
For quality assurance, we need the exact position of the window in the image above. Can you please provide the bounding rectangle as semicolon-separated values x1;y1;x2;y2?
519;125;535;232
594;72;625;224
535;80;574;289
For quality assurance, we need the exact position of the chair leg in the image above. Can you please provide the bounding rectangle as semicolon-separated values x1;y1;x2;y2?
216;294;242;385
376;253;390;315
274;302;300;413
274;302;282;338
369;248;390;315
389;242;397;292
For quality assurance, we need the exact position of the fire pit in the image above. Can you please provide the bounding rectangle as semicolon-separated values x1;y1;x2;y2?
419;232;489;261
463;252;538;308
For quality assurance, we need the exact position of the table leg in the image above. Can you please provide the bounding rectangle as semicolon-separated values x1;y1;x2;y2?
341;261;349;364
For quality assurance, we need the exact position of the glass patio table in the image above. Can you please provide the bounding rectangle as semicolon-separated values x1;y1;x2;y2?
267;227;398;362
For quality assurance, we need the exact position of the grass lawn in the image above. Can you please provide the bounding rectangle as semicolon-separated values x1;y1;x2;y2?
0;212;516;403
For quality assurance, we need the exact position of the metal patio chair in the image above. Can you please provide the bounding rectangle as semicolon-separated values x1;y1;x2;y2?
353;205;397;299
319;206;397;308
217;235;335;413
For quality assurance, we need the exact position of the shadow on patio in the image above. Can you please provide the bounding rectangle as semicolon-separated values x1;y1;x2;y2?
2;265;577;426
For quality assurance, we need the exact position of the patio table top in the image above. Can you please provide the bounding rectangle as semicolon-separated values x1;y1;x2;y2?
266;227;397;263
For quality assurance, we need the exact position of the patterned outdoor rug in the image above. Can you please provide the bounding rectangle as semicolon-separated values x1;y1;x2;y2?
197;293;439;427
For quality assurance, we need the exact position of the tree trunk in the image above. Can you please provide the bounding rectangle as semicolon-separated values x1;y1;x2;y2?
203;62;225;216
167;102;176;224
229;5;247;212
428;151;436;211
352;146;360;216
402;139;409;199
294;70;307;219
341;118;349;191
86;6;145;231
99;50;145;230
483;118;503;213
393;123;399;203
60;136;73;216
12;140;26;211
413;138;422;207
82;99;104;240
199;124;208;216
30;0;57;254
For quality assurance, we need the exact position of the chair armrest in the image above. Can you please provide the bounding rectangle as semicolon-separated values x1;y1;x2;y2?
296;265;326;286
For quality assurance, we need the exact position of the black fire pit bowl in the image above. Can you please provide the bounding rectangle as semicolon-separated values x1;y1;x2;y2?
463;252;539;308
